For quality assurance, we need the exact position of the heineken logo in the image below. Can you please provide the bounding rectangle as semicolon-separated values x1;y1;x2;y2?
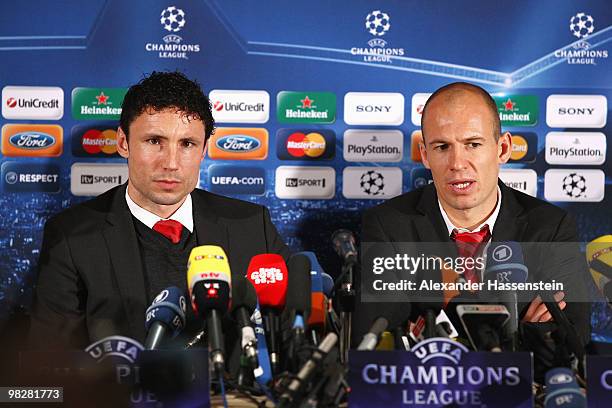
72;88;127;120
277;91;336;123
493;95;538;126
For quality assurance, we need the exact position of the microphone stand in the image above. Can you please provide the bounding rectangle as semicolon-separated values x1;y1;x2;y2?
336;262;355;364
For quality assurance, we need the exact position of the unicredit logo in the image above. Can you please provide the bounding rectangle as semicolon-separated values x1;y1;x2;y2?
208;90;269;124
6;98;17;108
5;96;60;109
213;101;265;112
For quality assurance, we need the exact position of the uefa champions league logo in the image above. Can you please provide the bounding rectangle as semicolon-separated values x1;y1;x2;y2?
562;173;587;198
365;10;391;37
160;6;186;33
569;13;594;39
360;170;385;196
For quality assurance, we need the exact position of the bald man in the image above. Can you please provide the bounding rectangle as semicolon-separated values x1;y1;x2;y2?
355;82;590;377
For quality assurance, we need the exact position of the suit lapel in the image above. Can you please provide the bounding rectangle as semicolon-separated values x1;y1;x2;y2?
101;184;147;341
415;184;452;242
191;190;230;253
491;181;527;242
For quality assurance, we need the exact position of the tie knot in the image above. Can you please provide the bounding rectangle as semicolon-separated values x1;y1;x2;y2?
153;219;184;244
451;225;491;244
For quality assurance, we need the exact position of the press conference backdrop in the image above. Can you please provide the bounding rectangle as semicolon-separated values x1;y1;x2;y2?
0;1;611;342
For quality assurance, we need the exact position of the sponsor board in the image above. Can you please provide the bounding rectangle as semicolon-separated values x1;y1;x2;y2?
587;356;612;408
410;131;424;162
509;132;537;163
275;166;335;199
145;6;201;59
411;93;431;126
410;168;433;190
344;92;404;125
277;91;336;124
208;128;268;160
2;86;63;120
70;163;128;196
207;165;265;195
499;169;538;197
544;169;604;202
350;10;405;64
72;88;127;120
342;167;402;199
493;95;538;126
343;130;402;162
546;95;607;128
1;162;60;193
209;90;269;124
545;132;606;165
276;129;335;160
71;122;119;157
1;124;63;157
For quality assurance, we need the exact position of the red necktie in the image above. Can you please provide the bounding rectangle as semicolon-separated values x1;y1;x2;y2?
153;220;184;244
450;225;491;284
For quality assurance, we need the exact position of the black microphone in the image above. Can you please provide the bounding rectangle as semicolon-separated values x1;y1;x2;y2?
144;286;187;350
356;317;388;350
285;254;312;370
541;291;585;360
230;275;259;369
331;229;358;265
278;332;338;408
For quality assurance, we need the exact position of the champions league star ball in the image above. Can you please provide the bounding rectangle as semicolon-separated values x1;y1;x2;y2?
569;13;594;39
161;6;186;33
361;170;385;196
562;173;587;198
365;10;391;37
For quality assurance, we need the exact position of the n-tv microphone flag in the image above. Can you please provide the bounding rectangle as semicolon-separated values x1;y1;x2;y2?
187;245;232;372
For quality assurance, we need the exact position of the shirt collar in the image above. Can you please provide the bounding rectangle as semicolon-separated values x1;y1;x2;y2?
438;186;502;236
125;187;194;233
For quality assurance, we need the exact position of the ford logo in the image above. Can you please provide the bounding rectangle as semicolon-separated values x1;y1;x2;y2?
216;135;260;152
9;132;56;150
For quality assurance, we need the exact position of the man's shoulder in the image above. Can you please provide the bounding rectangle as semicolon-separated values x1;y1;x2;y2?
504;185;570;224
363;186;428;219
46;185;119;231
191;188;265;219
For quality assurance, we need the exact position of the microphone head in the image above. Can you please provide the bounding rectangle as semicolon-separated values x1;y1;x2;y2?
321;273;334;297
298;251;322;292
331;229;358;262
286;253;312;316
484;241;528;284
544;368;585;408
145;286;187;337
246;254;288;311
230;274;258;314
187;245;232;316
191;280;231;317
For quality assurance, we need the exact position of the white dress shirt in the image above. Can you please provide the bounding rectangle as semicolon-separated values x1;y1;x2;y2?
125;187;194;233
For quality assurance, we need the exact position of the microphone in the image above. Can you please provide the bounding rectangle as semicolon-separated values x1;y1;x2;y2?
484;241;528;351
456;304;510;352
187;245;232;373
544;368;585;408
278;332;338;407
298;252;326;342
230;275;259;369
331;229;358;265
286;254;312;370
587;236;612;302
541;291;585;360
144;286;187;350
246;253;288;374
357;317;388;350
321;272;334;297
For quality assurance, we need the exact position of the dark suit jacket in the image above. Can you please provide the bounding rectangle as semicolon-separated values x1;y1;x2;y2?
355;180;591;351
29;184;289;350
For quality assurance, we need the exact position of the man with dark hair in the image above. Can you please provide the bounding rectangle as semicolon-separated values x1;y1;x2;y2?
355;82;590;378
30;71;289;352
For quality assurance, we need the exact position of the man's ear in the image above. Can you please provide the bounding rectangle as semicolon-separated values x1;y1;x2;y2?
419;141;431;169
498;131;512;164
117;127;129;159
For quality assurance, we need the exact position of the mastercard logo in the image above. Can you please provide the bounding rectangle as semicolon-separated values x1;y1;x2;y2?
81;128;118;155
510;135;528;161
410;130;423;162
286;132;327;158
